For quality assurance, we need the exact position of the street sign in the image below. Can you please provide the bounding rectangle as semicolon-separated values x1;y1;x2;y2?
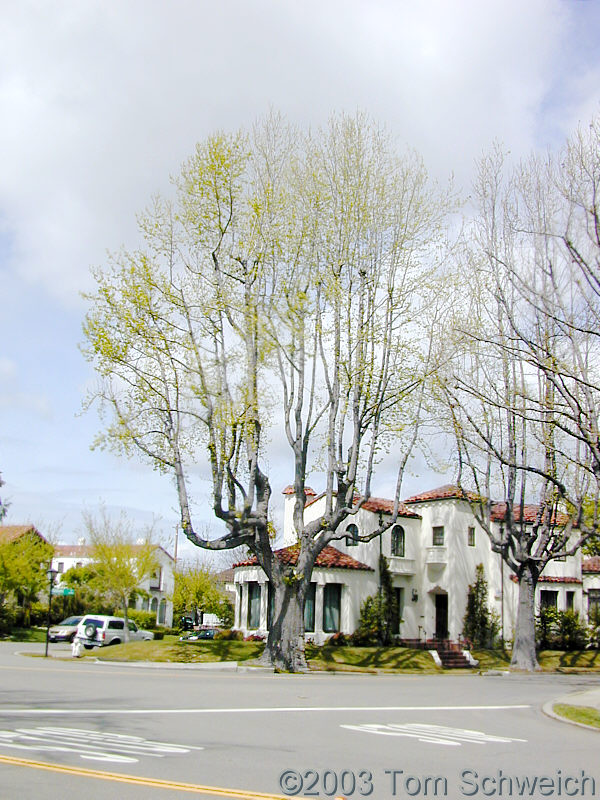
58;588;75;596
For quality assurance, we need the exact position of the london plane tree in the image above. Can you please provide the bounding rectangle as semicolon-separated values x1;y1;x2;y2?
83;114;453;670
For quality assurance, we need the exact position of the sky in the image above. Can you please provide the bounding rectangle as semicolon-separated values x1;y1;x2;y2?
1;0;599;558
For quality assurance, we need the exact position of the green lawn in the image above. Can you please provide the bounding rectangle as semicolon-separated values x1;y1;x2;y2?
90;639;265;663
305;644;441;672
553;704;600;728
537;650;600;671
1;627;48;643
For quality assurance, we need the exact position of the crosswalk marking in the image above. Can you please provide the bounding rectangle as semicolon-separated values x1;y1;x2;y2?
341;722;527;747
0;726;203;763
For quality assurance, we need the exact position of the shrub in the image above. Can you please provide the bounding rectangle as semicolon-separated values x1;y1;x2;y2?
557;610;587;650
536;608;588;650
351;595;387;646
0;605;16;636
244;633;265;642
326;631;348;647
463;564;499;648
152;631;164;640
127;609;158;630
214;628;243;641
536;606;559;649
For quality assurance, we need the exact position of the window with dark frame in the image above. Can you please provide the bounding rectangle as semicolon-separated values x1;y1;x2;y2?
391;525;405;557
345;523;359;547
467;526;475;547
247;582;261;629
432;526;444;546
540;590;558;610
323;584;342;632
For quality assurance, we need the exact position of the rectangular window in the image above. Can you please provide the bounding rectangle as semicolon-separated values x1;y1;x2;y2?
267;583;274;630
467;527;475;547
247;582;261;629
57;562;64;573
566;591;575;611
540;590;558;610
588;589;600;622
393;587;404;634
432;526;444;546
304;583;316;632
323;584;342;633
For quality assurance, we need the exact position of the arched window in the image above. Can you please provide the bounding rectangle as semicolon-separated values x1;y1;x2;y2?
391;525;405;557
158;598;167;625
345;523;359;547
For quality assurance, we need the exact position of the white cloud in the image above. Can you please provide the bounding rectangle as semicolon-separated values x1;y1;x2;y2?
0;0;599;536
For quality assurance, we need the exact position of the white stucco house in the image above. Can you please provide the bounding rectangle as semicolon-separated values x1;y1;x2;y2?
51;542;175;627
232;484;591;647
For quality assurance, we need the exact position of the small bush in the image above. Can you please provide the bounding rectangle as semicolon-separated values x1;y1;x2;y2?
0;606;16;635
326;632;348;647
244;633;265;642
127;609;158;630
215;628;244;641
536;608;588;650
152;631;164;640
463;564;499;648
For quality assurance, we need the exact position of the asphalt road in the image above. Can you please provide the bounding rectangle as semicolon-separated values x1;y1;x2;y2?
0;642;598;799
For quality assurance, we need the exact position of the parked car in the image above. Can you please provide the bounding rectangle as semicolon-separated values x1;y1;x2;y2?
179;615;195;631
179;627;219;641
48;616;83;643
75;615;155;649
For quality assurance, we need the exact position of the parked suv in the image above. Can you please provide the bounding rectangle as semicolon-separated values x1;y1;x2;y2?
75;615;154;649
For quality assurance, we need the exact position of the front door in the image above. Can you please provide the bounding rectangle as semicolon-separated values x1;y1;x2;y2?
435;594;448;640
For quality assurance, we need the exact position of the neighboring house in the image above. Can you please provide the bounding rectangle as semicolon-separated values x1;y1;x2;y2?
0;524;49;547
51;542;175;627
232;484;587;645
583;556;600;624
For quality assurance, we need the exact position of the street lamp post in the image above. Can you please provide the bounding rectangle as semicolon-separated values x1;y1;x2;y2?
45;567;58;658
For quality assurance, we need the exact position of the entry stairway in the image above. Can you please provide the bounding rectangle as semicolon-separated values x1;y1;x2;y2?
401;638;473;669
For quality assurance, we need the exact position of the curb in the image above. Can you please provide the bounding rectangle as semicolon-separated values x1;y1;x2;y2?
541;693;600;733
94;659;274;673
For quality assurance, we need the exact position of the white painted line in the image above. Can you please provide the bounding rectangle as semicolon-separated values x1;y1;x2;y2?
341;722;528;747
0;727;204;764
0;704;530;715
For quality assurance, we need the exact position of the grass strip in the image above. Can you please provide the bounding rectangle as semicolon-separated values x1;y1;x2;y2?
552;704;600;729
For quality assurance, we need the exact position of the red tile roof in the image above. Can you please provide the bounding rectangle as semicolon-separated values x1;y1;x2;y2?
489;503;570;526
282;485;317;496
53;543;175;561
404;484;476;504
234;544;373;571
0;525;48;544
583;556;600;574
303;492;420;519
54;544;92;558
403;486;571;526
510;574;581;584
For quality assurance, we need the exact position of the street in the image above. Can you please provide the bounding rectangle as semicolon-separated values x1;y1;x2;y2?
0;642;598;799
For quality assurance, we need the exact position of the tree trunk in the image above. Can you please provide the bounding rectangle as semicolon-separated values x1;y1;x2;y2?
511;565;540;671
262;580;307;672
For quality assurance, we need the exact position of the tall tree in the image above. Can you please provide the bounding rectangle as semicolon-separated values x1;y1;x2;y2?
83;510;159;639
0;528;53;623
443;119;600;670
83;113;454;670
173;561;230;624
